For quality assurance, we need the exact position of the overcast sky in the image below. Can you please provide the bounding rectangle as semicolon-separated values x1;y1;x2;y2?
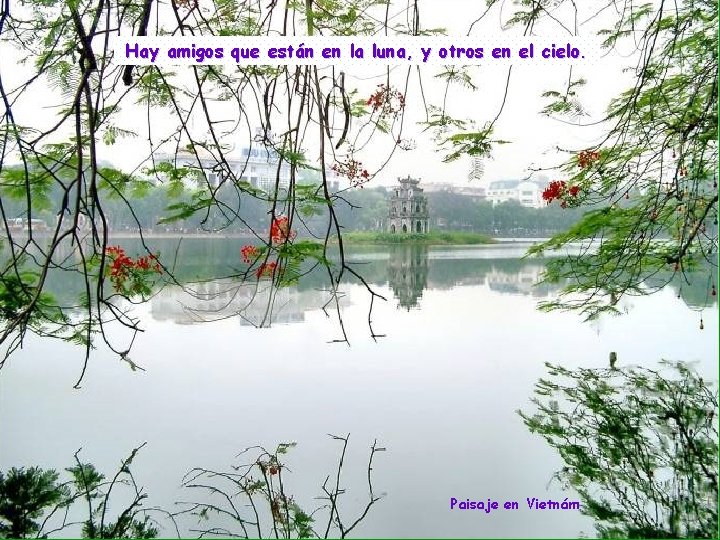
2;0;642;188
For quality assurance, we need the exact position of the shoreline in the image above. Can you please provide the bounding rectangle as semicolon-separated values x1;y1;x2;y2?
4;229;553;245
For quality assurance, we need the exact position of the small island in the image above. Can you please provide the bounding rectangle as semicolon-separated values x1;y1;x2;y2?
335;175;495;245
335;231;496;245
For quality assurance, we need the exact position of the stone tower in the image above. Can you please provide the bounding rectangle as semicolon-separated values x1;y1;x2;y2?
387;176;429;234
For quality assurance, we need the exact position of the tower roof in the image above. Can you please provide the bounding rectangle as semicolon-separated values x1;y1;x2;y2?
398;175;420;185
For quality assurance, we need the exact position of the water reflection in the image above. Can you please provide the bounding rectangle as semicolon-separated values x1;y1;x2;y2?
144;241;716;322
522;361;718;538
387;245;429;310
150;281;348;326
2;240;717;539
385;244;555;309
148;246;560;323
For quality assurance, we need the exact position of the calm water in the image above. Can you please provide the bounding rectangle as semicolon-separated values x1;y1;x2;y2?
1;240;717;538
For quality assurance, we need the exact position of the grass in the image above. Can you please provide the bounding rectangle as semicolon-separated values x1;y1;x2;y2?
335;231;496;245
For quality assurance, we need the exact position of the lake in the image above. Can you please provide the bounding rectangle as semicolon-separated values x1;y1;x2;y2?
1;239;717;538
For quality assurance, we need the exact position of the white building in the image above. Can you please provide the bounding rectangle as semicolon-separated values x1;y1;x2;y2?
150;147;351;195
152;145;292;193
237;146;292;192
485;179;545;208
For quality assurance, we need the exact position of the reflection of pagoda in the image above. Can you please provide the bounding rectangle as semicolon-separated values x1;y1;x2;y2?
387;244;429;310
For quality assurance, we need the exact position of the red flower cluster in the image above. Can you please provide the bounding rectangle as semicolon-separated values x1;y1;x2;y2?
270;216;296;243
256;261;277;278
542;181;580;208
241;244;259;263
577;150;600;168
105;246;161;293
366;84;406;117
240;217;297;279
331;158;370;187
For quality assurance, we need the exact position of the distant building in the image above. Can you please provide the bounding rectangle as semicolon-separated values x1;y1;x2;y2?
422;181;455;193
237;146;291;192
454;185;486;201
416;181;488;202
485;179;545;208
153;127;292;193
150;147;349;195
387;176;429;233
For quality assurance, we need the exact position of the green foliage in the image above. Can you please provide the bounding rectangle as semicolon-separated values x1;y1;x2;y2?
276;239;329;286
523;0;718;316
0;439;380;538
519;361;718;538
135;68;177;107
0;467;69;538
0;451;159;539
541;77;587;117
295;183;330;218
66;452;158;539
0;270;67;331
441;125;510;163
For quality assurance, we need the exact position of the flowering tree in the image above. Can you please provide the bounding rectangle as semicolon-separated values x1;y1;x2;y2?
0;0;419;383
521;1;717;318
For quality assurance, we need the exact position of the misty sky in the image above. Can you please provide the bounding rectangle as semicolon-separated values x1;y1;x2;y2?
2;0;644;188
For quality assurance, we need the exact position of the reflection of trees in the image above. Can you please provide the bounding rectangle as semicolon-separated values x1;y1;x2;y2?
656;264;719;310
520;362;718;538
26;239;717;326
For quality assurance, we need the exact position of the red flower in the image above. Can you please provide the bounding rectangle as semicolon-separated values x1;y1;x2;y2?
577;150;600;169
543;181;579;206
136;256;150;270
542;180;566;203
332;158;372;187
365;84;405;117
270;216;295;244
105;245;161;291
256;261;277;278
241;244;259;263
